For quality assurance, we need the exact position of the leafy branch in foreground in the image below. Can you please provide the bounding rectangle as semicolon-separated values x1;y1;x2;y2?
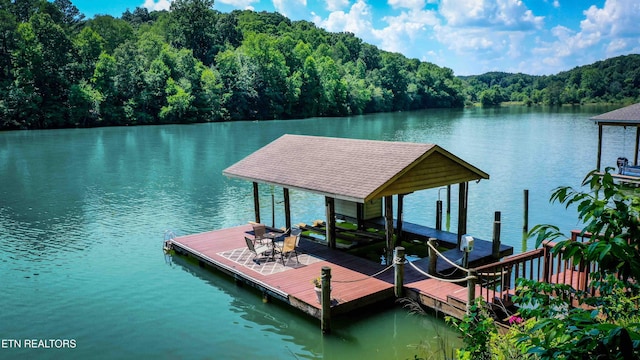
518;168;640;359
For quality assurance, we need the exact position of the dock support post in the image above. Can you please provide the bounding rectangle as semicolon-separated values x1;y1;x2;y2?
467;269;477;314
253;182;260;223
492;211;501;259
446;185;451;231
457;182;468;248
394;247;405;297
522;189;529;252
283;188;291;232
428;238;438;275
321;266;332;334
635;127;640;166
397;194;404;243
384;196;394;265
597;123;603;170
436;199;442;231
325;197;336;249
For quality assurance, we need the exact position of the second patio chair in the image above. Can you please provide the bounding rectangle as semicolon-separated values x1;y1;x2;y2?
251;223;267;244
245;236;270;265
277;234;299;265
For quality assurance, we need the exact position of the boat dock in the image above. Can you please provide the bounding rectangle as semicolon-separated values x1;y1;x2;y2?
167;223;499;325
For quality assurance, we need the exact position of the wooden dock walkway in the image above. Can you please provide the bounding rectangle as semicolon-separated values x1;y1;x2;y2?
167;224;478;322
167;224;591;328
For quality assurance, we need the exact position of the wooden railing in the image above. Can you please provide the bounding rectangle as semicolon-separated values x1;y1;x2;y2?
473;230;597;306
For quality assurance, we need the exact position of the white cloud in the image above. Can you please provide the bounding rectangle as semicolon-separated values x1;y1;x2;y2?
325;0;349;12
218;0;260;8
581;0;640;38
273;0;307;17
371;8;439;55
388;0;425;10
439;0;543;30
313;0;375;41
534;0;640;72
142;0;172;12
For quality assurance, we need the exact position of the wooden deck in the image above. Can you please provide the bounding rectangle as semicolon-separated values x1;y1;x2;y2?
167;224;593;327
168;224;483;321
168;224;398;319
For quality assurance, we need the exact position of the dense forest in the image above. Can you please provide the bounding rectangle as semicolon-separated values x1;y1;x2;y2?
0;0;638;130
461;54;640;106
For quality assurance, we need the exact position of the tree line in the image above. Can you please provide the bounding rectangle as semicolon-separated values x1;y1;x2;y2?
461;54;640;106
0;0;638;130
0;0;464;130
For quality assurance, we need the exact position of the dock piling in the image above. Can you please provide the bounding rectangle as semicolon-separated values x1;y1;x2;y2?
523;189;529;252
428;238;438;275
492;211;501;259
321;266;332;334
436;199;443;231
394;247;405;297
467;269;477;314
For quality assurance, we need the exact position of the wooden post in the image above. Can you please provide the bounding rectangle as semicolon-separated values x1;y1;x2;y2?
325;197;336;249
467;269;477;314
396;194;404;243
457;182;468;248
428;238;438;275
522;189;529;252
283;188;291;232
394;246;405;297
492;211;501;259
436;199;442;231
321;266;332;334
271;187;275;228
356;202;364;230
542;242;551;283
446;185;452;231
635;127;640;166
253;182;260;223
597;123;603;170
384;196;394;265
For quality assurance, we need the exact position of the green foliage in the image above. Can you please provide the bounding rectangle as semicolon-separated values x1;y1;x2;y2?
460;54;640;106
512;277;640;359
447;298;497;359
514;169;640;359
531;169;640;281
2;1;637;130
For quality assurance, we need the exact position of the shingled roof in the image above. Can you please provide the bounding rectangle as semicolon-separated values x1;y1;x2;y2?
223;134;489;203
592;103;640;125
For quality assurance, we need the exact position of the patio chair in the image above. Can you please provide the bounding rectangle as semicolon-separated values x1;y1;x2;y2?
277;235;299;265
245;236;271;265
251;223;267;244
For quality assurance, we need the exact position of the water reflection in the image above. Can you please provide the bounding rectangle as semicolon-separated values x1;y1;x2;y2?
169;254;460;359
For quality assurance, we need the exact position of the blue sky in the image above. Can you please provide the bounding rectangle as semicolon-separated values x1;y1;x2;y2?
70;0;640;76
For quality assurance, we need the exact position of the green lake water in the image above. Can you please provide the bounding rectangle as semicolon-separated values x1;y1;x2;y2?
0;105;626;359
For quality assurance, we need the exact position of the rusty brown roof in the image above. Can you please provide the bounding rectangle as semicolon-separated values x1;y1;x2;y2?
223;134;489;202
592;103;640;126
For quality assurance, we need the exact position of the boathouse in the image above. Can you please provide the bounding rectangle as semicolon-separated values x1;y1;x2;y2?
222;134;489;261
593;102;640;178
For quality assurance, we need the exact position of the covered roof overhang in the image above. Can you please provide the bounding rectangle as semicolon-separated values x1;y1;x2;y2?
592;103;640;126
223;134;489;202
